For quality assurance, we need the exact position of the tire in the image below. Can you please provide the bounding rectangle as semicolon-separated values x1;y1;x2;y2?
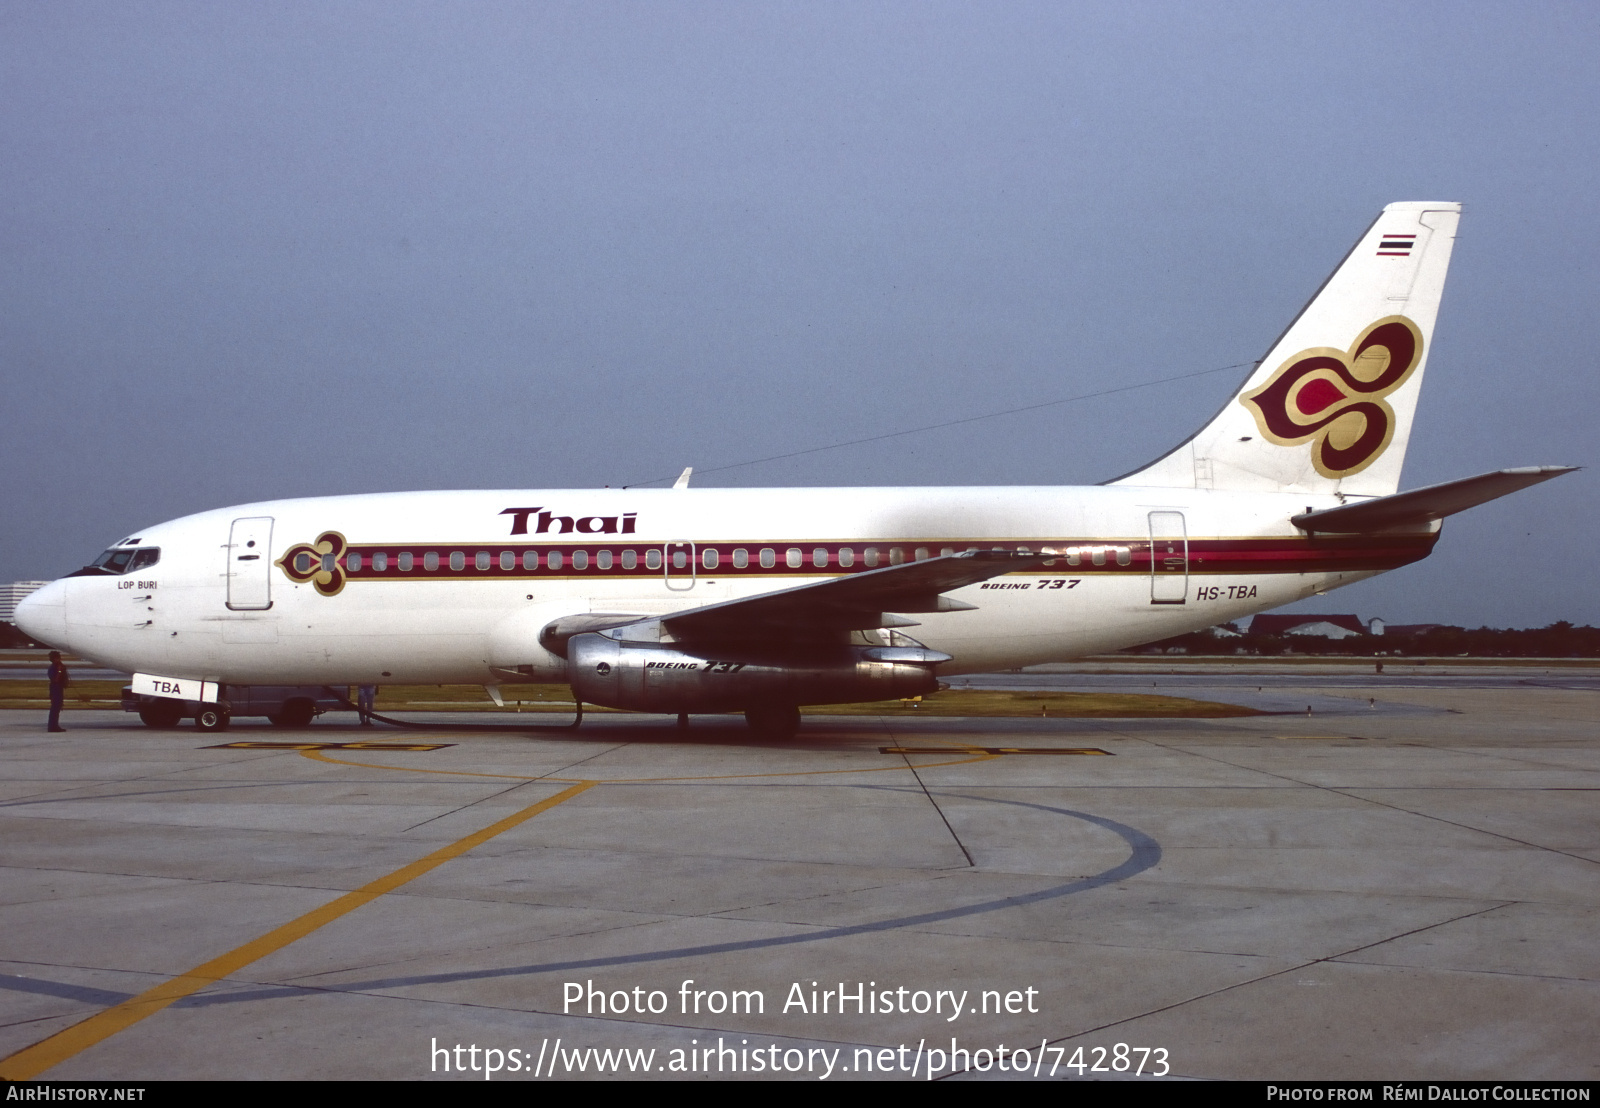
139;700;184;728
268;698;315;728
744;704;801;739
194;706;231;732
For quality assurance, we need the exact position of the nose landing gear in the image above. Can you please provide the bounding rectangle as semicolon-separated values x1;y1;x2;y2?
194;705;231;732
137;700;184;729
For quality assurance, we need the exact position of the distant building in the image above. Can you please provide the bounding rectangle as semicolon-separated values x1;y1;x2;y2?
1247;614;1370;640
0;581;49;624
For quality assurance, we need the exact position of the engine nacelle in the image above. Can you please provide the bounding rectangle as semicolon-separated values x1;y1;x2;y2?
486;602;587;683
567;633;947;713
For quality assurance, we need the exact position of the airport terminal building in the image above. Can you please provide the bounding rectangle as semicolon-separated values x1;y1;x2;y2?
1;581;50;647
1;582;49;624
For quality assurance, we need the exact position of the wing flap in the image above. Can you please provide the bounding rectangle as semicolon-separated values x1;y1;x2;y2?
663;549;1053;638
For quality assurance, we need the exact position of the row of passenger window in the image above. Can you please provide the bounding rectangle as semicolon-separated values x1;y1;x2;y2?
1061;546;1133;567
300;544;1048;575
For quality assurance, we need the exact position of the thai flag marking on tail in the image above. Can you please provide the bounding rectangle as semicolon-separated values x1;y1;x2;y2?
1377;233;1417;256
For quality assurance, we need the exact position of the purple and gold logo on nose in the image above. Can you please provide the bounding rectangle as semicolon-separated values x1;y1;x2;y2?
1242;316;1424;478
276;531;348;596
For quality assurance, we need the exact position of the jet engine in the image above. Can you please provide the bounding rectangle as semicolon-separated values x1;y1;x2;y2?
567;632;948;715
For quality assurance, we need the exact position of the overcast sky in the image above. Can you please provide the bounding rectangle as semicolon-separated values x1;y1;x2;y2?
2;1;1594;628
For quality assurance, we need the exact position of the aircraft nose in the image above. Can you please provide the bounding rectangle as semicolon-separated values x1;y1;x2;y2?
13;579;68;649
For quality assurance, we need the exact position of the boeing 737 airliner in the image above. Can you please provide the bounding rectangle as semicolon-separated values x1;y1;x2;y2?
14;202;1574;735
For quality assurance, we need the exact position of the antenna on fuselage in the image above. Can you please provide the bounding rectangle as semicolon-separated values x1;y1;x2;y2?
673;467;693;489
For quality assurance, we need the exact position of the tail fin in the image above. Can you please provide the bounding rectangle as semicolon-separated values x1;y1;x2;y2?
1110;201;1461;496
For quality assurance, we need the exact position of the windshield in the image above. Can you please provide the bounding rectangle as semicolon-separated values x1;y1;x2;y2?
91;548;136;574
71;546;161;577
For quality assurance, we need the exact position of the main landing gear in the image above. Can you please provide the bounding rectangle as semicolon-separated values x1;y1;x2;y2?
744;704;802;739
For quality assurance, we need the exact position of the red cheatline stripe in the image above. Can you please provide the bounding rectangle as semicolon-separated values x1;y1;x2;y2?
291;534;1436;583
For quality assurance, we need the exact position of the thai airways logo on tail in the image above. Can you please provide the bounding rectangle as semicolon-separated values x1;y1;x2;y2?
1240;315;1424;478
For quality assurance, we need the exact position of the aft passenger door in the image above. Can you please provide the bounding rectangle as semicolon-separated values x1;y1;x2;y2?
1148;511;1188;605
227;517;274;610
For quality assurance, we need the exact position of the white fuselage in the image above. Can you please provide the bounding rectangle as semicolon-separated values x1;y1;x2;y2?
18;484;1435;687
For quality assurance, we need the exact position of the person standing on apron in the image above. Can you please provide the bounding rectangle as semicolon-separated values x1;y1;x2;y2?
47;651;69;733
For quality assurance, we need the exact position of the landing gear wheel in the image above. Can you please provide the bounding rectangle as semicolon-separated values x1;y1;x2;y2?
744;704;801;739
268;699;316;728
139;700;183;728
194;706;231;732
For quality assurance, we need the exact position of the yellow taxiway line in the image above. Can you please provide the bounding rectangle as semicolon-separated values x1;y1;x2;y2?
0;737;1033;1076
298;744;1001;781
0;780;596;1080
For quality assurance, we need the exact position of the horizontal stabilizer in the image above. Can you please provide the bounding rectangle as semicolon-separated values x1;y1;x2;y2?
1292;467;1577;533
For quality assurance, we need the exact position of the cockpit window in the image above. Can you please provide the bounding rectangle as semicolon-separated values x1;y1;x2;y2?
92;548;136;574
71;546;161;576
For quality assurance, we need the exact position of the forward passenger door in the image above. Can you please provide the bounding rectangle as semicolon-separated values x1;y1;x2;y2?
227;517;274;610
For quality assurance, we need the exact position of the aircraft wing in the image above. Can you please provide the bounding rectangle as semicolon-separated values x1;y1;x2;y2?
663;549;1055;640
1292;466;1577;533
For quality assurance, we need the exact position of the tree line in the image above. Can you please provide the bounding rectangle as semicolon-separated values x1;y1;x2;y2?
1126;622;1600;658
